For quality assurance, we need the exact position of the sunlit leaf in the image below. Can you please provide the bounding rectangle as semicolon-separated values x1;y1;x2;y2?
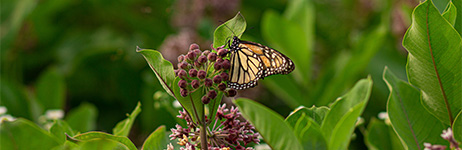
453;111;462;142
364;118;404;150
0;119;60;150
73;131;137;150
113;102;141;137
383;67;447;149
286;111;327;150
442;2;456;26
285;106;329;126
262;10;309;88
312;25;386;106
454;0;462;36
173;77;204;123
320;77;373;150
50;120;75;144
137;48;176;98
213;12;246;48
234;98;303;150
141;125;168;150
402;0;462;125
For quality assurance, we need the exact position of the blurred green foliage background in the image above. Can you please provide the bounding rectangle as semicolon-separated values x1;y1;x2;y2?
0;0;453;148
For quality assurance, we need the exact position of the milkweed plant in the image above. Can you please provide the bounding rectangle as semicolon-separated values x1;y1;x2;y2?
1;0;461;150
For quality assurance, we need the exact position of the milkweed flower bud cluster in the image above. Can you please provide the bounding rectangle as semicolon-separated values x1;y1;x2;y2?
169;104;259;150
175;44;237;104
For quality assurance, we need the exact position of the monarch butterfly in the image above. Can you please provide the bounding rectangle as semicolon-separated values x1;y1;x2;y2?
227;36;295;90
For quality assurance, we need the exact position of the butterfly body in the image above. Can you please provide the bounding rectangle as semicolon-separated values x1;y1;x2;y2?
227;36;295;90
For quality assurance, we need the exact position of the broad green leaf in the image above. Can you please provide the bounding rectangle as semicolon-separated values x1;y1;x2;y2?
286;112;327;150
73;131;137;150
141;125;168;150
0;118;61;150
50;120;75;144
284;0;314;50
0;77;31;119
137;48;176;98
213;12;246;48
113;102;141;137
432;0;450;13
320;77;373;150
365;118;404;150
173;77;204;123
383;67;447;149
77;139;123;150
442;2;456;26
261;75;304;108
285;106;329;126
51;141;79;150
262;10;309;87
454;111;462;142
403;0;462;125
284;0;315;86
443;2;456;23
454;0;462;36
36;67;66;111
234;98;303;150
312;25;386;106
65;103;98;133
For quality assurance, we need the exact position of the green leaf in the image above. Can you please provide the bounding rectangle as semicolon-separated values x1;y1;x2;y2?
65;103;98;133
320;77;373;150
454;0;462;36
77;139;123;150
402;0;462;125
234;98;303;150
261;75;304;108
442;2;457;26
284;0;315;49
453;111;462;142
173;77;204;123
137;48;176;98
284;0;315;85
213;12;246;48
285;106;329;126
312;25;386;106
286;111;327;150
0;118;61;150
0;77;31;119
383;67;447;149
364;118;404;150
50;120;75;144
0;0;37;51
51;141;79;150
73;131;137;150
113;102;141;137
36;66;66;111
262;10;309;87
141;125;168;150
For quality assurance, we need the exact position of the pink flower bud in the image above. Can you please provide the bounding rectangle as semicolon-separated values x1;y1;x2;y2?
189;69;198;78
213;75;222;84
197;70;206;79
189;43;199;51
204;78;213;87
207;90;217;99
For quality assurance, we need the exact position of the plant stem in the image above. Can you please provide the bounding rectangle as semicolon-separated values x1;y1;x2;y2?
200;105;208;150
